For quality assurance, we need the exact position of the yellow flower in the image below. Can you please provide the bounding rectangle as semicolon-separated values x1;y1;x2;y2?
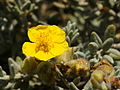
22;25;68;61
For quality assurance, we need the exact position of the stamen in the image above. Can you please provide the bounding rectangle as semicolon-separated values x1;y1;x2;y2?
35;32;54;53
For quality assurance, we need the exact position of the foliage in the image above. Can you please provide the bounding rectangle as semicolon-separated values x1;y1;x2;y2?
0;22;120;90
0;0;120;90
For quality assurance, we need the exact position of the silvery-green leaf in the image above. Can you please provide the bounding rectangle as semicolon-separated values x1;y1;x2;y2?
103;55;114;64
102;38;113;51
104;24;116;40
91;32;102;48
88;42;99;54
108;48;120;60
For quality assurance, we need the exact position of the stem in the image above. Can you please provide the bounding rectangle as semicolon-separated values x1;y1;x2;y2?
55;66;79;90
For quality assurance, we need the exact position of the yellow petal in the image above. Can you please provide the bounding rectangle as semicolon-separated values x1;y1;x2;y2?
35;51;54;61
50;41;69;56
48;25;66;43
28;25;48;42
22;42;36;57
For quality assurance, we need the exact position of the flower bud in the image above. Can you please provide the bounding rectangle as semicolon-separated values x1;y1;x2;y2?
21;57;38;74
36;61;56;85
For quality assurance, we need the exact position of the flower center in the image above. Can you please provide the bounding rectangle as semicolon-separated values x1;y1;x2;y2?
35;32;54;53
